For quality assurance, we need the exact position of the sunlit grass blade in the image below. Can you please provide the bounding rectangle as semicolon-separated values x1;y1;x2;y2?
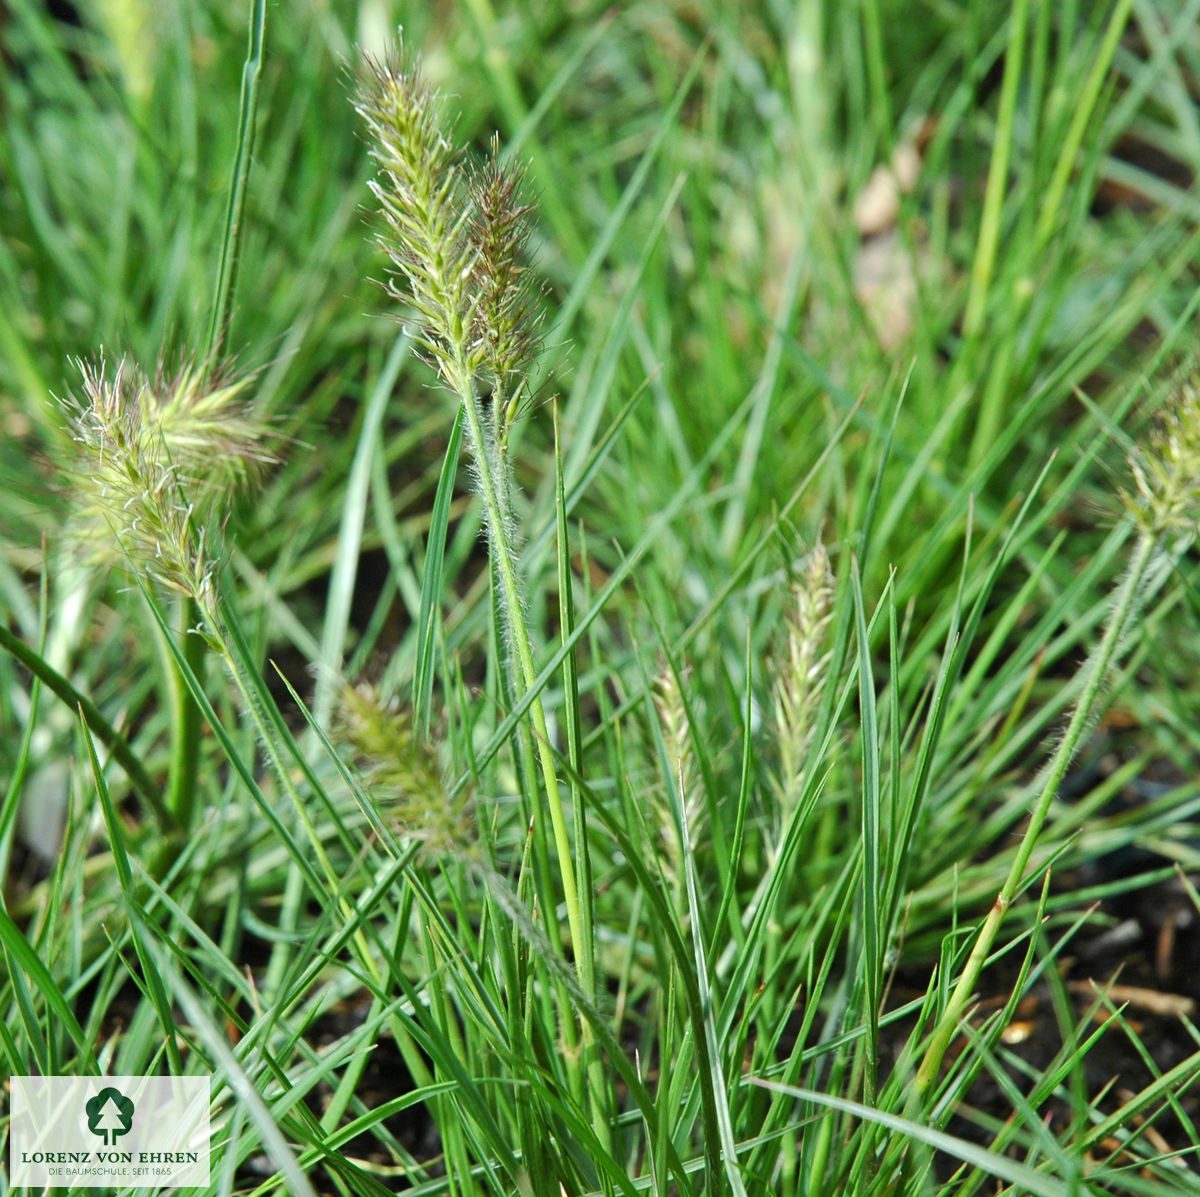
314;331;410;728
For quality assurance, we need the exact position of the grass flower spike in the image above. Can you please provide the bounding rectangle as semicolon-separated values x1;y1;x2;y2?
1123;378;1200;542
915;379;1200;1100
468;136;545;444
335;682;473;858
771;542;833;812
354;56;476;383
66;355;272;615
652;661;701;896
355;56;543;444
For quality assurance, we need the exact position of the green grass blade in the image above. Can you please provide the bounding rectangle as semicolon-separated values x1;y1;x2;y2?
751;1080;1073;1197
679;769;749;1196
80;707;183;1074
0;621;174;833
850;557;882;1113
205;0;267;362
413;404;464;731
313;331;411;726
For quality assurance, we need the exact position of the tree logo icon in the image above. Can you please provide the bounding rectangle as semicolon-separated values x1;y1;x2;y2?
85;1087;135;1146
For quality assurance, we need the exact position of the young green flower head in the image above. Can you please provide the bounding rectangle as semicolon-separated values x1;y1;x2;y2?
652;661;700;884
1123;379;1200;541
354;52;476;378
335;682;473;857
772;542;833;804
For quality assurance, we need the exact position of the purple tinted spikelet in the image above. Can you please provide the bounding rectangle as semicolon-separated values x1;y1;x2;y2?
467;136;544;425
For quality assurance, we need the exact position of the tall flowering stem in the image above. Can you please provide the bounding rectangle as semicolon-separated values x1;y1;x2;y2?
66;355;273;829
355;54;592;1023
915;382;1200;1100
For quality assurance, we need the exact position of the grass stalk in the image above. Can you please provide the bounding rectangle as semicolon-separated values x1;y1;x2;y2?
204;0;267;365
354;50;601;1137
451;357;588;987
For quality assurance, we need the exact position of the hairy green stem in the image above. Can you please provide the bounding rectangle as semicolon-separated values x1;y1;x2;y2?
451;355;619;1151
915;529;1156;1097
456;366;609;1148
453;362;586;971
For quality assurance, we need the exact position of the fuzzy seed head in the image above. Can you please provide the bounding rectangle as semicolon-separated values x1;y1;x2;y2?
354;53;476;379
652;662;703;884
64;354;273;610
467;136;544;391
356;50;545;438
